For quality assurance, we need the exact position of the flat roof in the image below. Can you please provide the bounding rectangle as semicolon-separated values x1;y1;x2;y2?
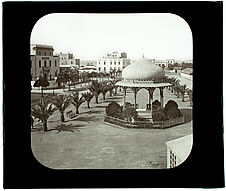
166;134;193;161
116;81;172;88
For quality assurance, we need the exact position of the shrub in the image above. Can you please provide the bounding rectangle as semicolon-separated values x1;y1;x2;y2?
153;109;167;121
164;100;178;114
105;101;122;118
122;107;138;123
166;107;182;119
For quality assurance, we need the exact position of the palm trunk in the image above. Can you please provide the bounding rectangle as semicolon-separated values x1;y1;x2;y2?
43;121;47;131
110;90;112;97
182;93;185;102
76;106;79;114
41;86;43;97
95;94;98;104
87;101;90;108
61;113;65;122
103;93;106;100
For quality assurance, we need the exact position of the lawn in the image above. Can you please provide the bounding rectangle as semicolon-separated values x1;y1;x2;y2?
31;88;192;169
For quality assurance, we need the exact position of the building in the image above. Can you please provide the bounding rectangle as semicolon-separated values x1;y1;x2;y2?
155;59;175;68
56;52;80;72
166;134;193;168
80;60;97;67
79;65;97;73
96;51;130;73
30;44;60;81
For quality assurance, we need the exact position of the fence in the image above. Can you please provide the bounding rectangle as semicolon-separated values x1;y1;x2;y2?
104;115;184;129
152;116;185;129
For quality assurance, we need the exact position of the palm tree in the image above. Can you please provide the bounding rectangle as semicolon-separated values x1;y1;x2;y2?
31;97;57;131
71;91;85;114
179;84;187;102
82;92;94;108
52;95;72;122
88;80;103;104
33;75;50;98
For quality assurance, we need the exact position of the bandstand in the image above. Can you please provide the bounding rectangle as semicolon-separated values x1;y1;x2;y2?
116;58;172;120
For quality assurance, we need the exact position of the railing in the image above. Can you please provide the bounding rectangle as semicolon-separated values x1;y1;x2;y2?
153;116;185;129
104;115;184;129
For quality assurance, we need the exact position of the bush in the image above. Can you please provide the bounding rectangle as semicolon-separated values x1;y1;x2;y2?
105;101;122;118
164;100;178;114
153;109;167;121
166;107;182;119
122;107;138;123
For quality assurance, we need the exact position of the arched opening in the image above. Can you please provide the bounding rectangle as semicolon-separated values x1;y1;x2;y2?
136;88;149;109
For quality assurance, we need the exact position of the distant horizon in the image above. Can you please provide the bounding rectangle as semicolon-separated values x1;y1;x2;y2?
31;13;193;61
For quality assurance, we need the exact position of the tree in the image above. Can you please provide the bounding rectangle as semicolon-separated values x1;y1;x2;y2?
31;97;57;131
56;70;70;90
52;95;72;122
107;82;115;97
179;84;187;102
82;92;93;108
105;101;122;118
71;91;85;114
88;80;103;104
33;75;50;98
101;85;109;100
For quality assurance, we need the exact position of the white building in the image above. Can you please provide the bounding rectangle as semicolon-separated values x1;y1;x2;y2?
166;134;193;168
30;44;60;81
155;59;175;68
96;51;130;73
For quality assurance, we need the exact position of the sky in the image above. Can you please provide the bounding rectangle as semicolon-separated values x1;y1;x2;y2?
30;13;193;60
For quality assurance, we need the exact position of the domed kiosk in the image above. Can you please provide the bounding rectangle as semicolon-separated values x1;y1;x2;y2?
116;58;172;120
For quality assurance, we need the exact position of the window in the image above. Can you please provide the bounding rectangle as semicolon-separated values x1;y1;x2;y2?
104;61;106;65
39;61;41;67
118;61;120;65
99;67;101;71
44;61;47;67
44;52;46;56
104;67;106;72
170;151;177;168
38;51;41;55
110;62;112;65
55;60;57;67
71;61;73;65
49;60;51;67
114;62;116;65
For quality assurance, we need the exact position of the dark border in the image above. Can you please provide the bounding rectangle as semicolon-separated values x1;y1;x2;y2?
3;1;224;188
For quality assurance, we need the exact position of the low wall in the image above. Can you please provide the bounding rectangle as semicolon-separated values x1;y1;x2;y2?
104;115;185;129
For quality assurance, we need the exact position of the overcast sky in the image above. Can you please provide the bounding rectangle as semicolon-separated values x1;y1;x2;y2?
31;13;193;60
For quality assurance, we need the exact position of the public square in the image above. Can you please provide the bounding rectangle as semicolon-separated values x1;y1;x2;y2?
31;79;192;169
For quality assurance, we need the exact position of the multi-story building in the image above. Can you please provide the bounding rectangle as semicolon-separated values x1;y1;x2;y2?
30;44;60;81
56;52;80;72
96;51;130;73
